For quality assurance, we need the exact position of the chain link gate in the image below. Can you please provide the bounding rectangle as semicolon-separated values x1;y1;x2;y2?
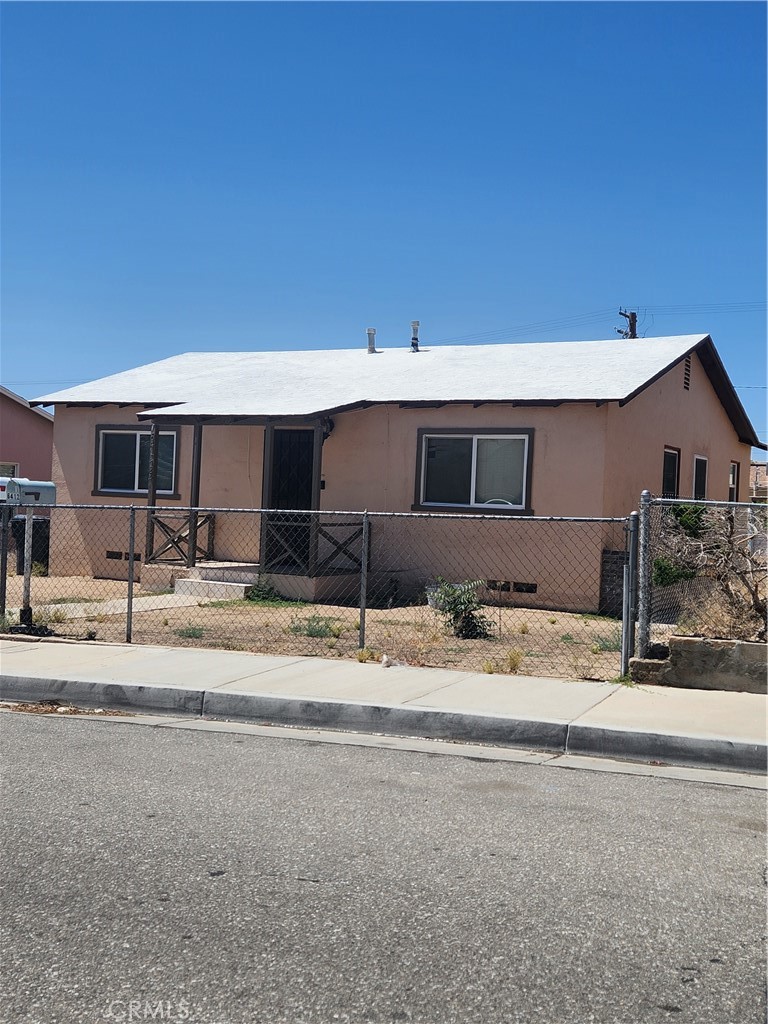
636;492;767;656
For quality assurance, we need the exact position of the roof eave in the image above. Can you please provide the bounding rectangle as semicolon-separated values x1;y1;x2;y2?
135;396;621;424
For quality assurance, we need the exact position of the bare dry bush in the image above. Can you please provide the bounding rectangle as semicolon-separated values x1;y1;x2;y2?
657;504;766;642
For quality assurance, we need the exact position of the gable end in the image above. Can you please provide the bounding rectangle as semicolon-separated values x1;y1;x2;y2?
618;336;763;449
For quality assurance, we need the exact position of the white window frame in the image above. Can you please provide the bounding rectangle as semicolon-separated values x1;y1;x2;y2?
97;429;177;495
420;432;530;510
0;462;19;477
662;447;680;498
728;461;740;502
692;454;708;500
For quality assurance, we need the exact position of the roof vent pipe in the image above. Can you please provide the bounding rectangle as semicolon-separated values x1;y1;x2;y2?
366;328;376;354
411;321;420;353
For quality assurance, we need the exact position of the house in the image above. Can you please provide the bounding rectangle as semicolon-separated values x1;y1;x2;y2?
750;461;768;503
0;385;54;481
33;332;762;609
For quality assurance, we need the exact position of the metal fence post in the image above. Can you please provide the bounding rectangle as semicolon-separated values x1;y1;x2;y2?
627;510;639;660
20;507;34;627
620;511;640;675
126;506;136;643
358;511;370;649
620;561;631;677
637;490;652;658
0;504;9;618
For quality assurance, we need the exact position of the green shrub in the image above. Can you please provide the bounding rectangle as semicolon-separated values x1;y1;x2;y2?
671;503;706;538
245;578;305;607
652;556;697;588
433;578;493;640
289;615;336;638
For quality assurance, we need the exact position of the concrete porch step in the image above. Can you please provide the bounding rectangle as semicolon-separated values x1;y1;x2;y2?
185;562;261;585
174;579;251;601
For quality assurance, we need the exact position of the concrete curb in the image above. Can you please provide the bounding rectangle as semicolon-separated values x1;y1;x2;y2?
566;723;767;774
0;676;204;716
200;689;568;750
1;674;765;773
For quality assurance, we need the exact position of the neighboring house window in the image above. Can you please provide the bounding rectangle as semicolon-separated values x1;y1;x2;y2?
417;430;532;510
0;462;19;477
662;448;680;498
728;462;740;503
95;428;178;495
693;456;708;500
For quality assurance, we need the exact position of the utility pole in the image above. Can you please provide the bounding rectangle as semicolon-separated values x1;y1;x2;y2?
615;308;638;339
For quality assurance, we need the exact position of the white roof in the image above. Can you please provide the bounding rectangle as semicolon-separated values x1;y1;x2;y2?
34;335;708;419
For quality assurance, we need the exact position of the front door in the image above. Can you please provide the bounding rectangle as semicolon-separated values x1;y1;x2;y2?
263;428;317;573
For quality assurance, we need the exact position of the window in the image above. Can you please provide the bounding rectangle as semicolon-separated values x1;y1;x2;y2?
0;462;19;477
417;430;532;510
693;456;708;500
662;448;680;498
95;428;178;495
729;462;740;503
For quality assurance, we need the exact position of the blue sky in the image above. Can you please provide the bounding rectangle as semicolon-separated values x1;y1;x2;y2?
1;2;765;453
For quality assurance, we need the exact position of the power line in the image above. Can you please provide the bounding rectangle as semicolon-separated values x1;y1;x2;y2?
432;310;619;345
635;302;765;314
432;301;765;347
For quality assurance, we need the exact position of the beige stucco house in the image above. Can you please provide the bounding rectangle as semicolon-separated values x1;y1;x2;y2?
33;333;761;609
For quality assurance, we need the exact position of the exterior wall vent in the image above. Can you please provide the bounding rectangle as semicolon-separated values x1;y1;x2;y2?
683;355;692;390
411;321;420;353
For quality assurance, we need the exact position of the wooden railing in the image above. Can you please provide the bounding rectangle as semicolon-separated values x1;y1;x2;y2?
146;512;215;565
261;514;363;576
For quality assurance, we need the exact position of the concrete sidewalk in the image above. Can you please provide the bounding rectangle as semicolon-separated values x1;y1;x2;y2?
1;637;765;772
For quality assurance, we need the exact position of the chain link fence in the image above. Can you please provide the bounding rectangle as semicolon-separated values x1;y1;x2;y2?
1;503;632;680
637;495;767;654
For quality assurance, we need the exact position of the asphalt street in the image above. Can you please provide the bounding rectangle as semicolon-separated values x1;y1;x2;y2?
1;714;766;1024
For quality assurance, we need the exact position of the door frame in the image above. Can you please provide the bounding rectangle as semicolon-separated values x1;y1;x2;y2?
261;424;324;511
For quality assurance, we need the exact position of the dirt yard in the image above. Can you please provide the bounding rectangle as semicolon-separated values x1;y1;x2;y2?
3;576;625;679
2;575;130;605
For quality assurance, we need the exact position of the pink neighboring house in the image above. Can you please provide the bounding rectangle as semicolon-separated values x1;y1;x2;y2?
0;385;54;481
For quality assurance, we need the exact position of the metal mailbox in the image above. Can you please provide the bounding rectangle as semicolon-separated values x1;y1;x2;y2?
1;478;57;505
